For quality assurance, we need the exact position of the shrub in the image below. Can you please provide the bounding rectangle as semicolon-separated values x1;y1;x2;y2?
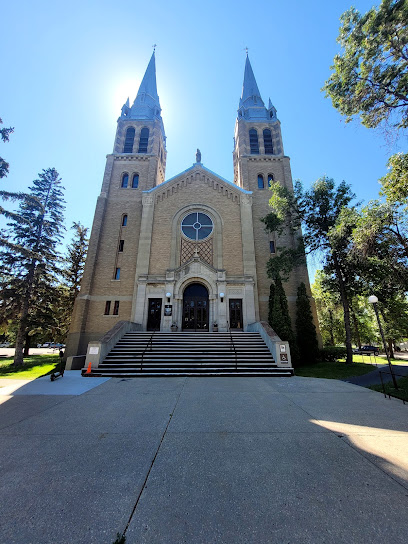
318;346;347;362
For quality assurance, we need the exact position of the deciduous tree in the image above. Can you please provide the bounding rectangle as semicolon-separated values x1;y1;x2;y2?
323;0;408;131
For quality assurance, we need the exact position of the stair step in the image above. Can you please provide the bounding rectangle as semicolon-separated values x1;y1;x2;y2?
92;330;293;378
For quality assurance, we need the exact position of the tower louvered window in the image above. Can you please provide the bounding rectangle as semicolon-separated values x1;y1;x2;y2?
263;129;273;154
123;127;135;153
258;174;264;189
268;174;274;188
138;128;149;153
121;174;129;188
132;174;139;188
249;129;259;154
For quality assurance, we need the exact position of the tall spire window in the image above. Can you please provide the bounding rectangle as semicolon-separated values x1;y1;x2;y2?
123;127;135;153
258;174;264;189
249;129;259;154
138;128;149;153
121;174;129;188
132;174;139;188
268;174;274;188
263;129;274;155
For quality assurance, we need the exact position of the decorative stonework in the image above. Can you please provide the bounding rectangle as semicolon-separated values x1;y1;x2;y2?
181;238;213;266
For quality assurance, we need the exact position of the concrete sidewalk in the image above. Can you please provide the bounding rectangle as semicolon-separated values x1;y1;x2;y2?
0;374;407;544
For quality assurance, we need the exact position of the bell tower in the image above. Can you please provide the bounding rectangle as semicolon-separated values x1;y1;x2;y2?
112;51;167;189
232;54;308;324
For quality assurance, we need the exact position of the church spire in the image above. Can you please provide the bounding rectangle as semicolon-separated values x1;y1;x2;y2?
120;51;163;124
239;55;264;109
238;55;275;121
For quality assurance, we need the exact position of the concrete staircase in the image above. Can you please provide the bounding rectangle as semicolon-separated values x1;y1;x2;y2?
84;331;293;377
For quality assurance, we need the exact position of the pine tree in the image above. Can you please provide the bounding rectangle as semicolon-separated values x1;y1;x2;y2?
2;168;65;366
295;282;319;365
268;283;275;326
63;222;89;308
269;275;298;364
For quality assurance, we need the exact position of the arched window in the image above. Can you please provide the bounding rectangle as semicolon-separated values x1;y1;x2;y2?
132;173;139;188
268;174;274;188
249;129;259;154
121;173;129;188
122;215;128;226
123;127;135;153
258;174;264;189
138;127;149;153
263;129;273;154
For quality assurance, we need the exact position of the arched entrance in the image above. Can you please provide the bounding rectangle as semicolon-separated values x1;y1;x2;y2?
182;283;209;331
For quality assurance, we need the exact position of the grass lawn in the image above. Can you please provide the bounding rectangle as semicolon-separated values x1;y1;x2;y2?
340;354;407;366
295;360;375;379
0;355;60;379
369;376;408;402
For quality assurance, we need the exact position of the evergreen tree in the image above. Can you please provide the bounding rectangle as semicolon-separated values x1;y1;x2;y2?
268;283;275;327
63;222;89;308
295;282;319;364
269;275;298;364
0;117;13;179
2;168;65;366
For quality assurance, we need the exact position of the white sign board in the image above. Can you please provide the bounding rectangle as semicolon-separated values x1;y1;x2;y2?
89;347;99;355
280;344;286;353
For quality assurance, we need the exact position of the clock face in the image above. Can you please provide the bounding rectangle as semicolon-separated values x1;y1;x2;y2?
181;212;213;241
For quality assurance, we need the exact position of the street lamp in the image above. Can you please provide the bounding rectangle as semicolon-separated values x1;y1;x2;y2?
368;295;398;390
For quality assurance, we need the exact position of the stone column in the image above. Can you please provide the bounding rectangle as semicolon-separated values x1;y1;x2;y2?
131;193;155;324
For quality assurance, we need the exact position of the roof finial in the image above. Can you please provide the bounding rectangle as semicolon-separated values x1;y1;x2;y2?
244;46;249;56
152;43;157;52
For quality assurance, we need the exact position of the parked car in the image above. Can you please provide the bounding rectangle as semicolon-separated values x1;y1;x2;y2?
361;345;380;355
0;342;10;347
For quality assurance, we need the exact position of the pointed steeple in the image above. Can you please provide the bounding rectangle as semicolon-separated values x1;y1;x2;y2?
239;55;264;109
134;51;159;105
237;55;275;121
120;52;163;124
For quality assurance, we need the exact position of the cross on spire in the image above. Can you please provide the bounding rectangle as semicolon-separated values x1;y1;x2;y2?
152;43;157;52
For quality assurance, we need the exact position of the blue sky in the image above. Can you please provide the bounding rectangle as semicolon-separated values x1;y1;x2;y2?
2;0;406;280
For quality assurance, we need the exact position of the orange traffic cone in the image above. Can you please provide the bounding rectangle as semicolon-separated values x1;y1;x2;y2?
85;361;92;374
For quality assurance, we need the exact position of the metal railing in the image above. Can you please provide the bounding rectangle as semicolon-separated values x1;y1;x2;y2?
227;321;238;371
378;370;407;404
140;325;158;372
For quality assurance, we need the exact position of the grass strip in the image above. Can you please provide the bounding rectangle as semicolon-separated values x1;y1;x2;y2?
369;376;408;402
0;355;60;379
295;361;375;379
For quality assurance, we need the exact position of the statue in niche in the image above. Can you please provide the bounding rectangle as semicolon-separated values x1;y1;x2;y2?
196;149;201;163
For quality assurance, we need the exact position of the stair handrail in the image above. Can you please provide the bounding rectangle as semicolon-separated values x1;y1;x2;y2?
140;324;158;372
227;320;238;371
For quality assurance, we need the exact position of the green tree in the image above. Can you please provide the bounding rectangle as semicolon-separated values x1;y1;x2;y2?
263;177;357;364
380;152;408;203
269;274;298;364
0;118;14;179
2;168;65;366
323;0;408;131
295;282;319;364
63;222;89;308
312;271;345;346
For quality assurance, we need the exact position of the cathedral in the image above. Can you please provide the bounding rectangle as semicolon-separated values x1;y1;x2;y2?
65;52;315;359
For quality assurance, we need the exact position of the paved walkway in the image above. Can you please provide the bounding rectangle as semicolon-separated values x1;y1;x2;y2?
0;373;407;544
344;364;408;387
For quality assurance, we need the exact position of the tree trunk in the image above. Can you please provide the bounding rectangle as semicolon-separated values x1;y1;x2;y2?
328;309;335;345
388;339;394;359
333;252;353;365
23;332;30;358
350;302;362;349
13;264;35;367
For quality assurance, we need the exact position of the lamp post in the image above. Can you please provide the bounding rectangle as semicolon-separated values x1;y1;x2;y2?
368;295;398;390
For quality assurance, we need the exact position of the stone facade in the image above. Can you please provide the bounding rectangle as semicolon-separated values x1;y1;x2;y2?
65;53;319;357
